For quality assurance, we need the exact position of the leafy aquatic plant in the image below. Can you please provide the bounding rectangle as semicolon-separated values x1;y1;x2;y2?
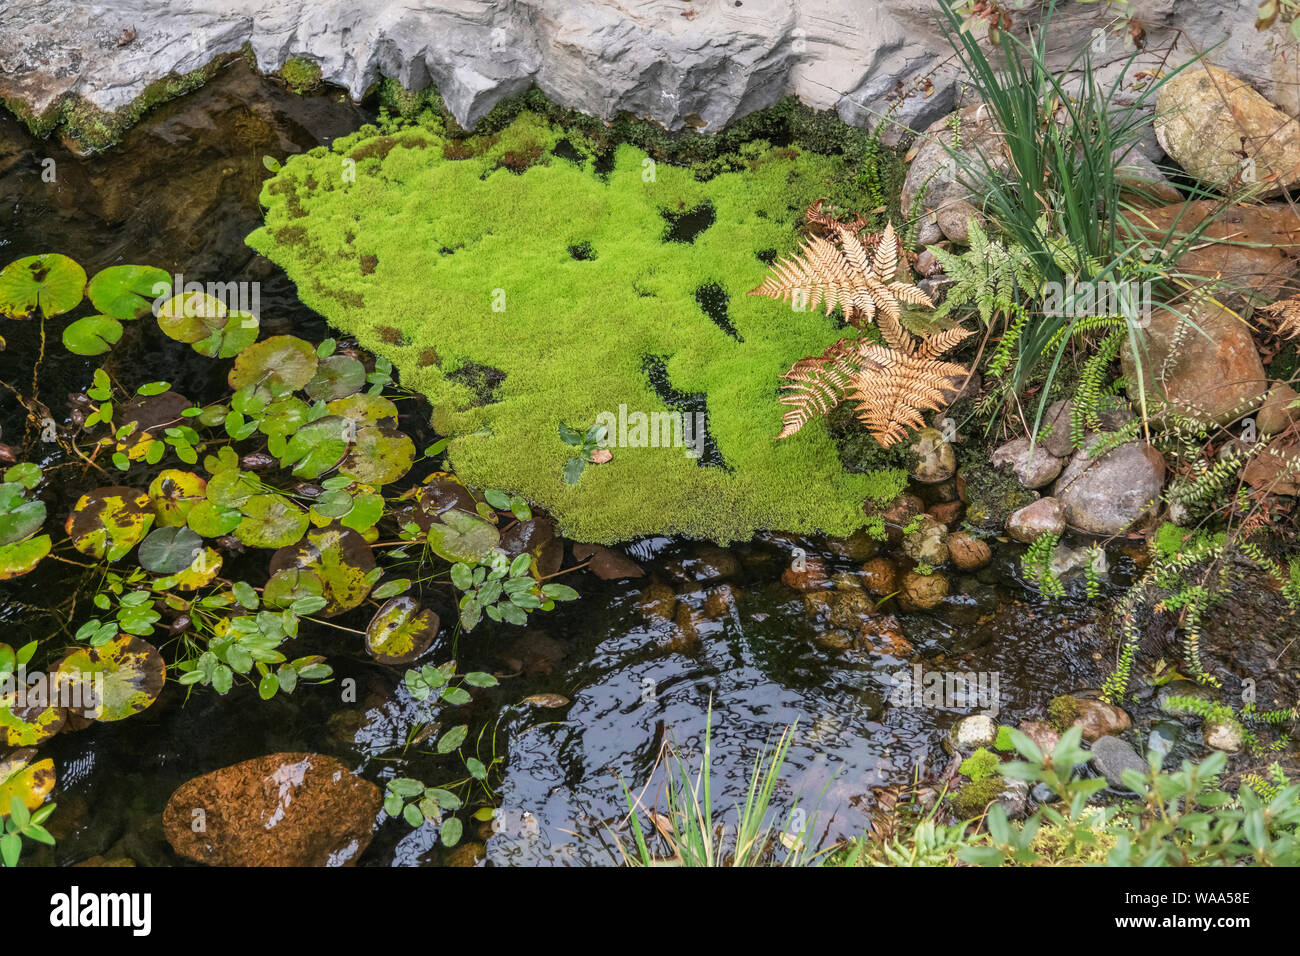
0;250;585;857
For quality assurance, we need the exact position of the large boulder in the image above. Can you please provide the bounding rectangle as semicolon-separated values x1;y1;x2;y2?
1125;202;1300;306
991;437;1064;489
1006;497;1066;543
1155;64;1300;197
901;105;1010;247
1055;439;1166;535
163;753;382;866
1121;300;1269;427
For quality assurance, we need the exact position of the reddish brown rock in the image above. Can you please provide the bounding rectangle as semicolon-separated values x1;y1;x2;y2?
897;570;949;611
1018;720;1061;755
782;555;832;592
1242;441;1300;495
927;500;964;527
875;492;926;546
701;583;739;619
1071;699;1132;743
948;532;991;571
1125;202;1300;303
635;582;677;622
859;614;914;656
573;542;644;580
860;557;898;596
1257;381;1300;437
163;753;381;866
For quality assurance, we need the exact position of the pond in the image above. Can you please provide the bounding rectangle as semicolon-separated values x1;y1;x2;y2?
1;61;1288;867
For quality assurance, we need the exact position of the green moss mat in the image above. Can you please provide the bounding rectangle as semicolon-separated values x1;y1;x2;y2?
248;111;908;542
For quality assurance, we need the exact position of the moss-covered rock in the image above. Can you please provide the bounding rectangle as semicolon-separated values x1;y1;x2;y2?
249;109;910;542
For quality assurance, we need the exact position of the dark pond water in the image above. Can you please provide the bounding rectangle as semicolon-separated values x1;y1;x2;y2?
1;62;1291;867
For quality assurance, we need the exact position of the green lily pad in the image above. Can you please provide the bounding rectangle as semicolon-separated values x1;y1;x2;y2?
186;500;243;538
269;525;376;617
148;469;207;527
0;534;51;580
327;392;399;428
262;567;326;610
86;264;171;320
0;482;46;546
426;509;501;564
228;335;318;392
340;426;416;486
305;353;367;401
281;415;349;479
236;494;309;549
193;309;260;359
0;253;86;318
257;396;310;439
340;493;384;533
366;596;440;665
0;749;55;817
62;315;124;355
54;635;166;722
65;486;154;561
156;291;227;343
0;696;65;747
206;469;260;508
138;526;205;574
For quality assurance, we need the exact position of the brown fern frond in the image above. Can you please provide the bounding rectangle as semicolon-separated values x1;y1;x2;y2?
916;325;974;361
757;199;972;448
775;337;879;438
1259;294;1300;340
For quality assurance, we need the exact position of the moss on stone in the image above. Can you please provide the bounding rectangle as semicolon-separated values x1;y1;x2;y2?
1047;694;1081;733
958;747;1001;782
249;109;909;542
950;775;1005;818
3;54;237;153
278;57;324;94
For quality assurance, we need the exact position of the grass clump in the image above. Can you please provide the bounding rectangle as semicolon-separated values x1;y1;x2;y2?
249;110;908;542
278;57;323;94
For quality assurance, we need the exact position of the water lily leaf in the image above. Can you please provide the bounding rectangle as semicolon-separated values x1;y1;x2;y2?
365;597;440;665
4;463;42;491
305;353;367;401
86;264;171;320
0;482;45;546
340;492;383;533
427;509;501;564
138;526;205;574
0;695;65;747
193;309;260;359
62;315;124;355
0;749;55;817
281;415;349;479
160;546;222;590
262;567;326;610
228;335;318;392
236;494;309;549
148;469;207;526
115;391;190;461
0;534;51;580
54;636;165;722
65;486;154;561
157;291;227;343
269;524;376;617
0;253;86;318
186;500;242;537
206;468;260;508
327;392;398;428
257;396;310;439
340;426;416;486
